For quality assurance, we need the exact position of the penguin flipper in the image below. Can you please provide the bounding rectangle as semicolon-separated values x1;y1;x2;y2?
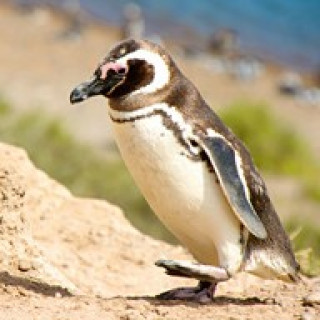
199;134;267;239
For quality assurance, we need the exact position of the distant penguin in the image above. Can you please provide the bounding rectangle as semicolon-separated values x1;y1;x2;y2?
121;3;145;39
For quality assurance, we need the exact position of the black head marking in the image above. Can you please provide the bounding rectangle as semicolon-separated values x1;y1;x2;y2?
93;39;158;98
108;59;154;98
106;39;141;62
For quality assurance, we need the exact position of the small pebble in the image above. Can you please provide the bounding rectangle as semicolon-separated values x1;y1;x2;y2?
300;309;316;320
303;291;320;306
18;259;32;272
264;297;277;305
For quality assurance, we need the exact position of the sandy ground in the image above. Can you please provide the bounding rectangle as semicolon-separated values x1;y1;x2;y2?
0;142;319;320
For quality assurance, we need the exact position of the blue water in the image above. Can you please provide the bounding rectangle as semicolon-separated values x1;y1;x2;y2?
17;0;320;72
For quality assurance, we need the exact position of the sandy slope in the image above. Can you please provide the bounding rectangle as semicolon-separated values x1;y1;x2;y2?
0;143;319;319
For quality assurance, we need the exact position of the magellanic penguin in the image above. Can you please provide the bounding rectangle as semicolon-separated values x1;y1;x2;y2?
70;39;300;303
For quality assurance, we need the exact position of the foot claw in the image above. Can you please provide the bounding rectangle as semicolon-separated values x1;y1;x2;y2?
156;282;216;304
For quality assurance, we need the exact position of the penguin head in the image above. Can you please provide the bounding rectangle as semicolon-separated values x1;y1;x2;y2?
70;39;173;104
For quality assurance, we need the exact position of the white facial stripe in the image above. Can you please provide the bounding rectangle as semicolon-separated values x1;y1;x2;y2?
117;49;170;95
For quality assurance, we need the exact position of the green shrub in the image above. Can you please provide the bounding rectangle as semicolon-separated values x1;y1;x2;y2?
304;178;320;203
0;99;10;115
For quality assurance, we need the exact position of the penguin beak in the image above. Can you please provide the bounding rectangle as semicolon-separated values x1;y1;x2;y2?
70;62;128;104
70;77;106;104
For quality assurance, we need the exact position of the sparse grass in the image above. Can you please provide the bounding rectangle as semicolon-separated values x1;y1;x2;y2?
286;219;320;276
304;178;320;202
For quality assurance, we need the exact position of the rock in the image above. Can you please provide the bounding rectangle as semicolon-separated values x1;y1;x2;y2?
303;290;320;306
278;72;303;96
0;143;78;293
18;259;33;272
300;309;317;320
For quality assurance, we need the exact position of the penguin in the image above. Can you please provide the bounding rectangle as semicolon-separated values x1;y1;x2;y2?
70;39;299;303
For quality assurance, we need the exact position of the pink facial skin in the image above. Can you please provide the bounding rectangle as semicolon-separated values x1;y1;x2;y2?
100;62;128;79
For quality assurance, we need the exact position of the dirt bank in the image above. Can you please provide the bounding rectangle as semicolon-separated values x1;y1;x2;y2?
0;144;319;319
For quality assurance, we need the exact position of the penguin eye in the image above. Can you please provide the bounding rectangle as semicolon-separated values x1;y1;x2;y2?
118;47;127;57
117;67;127;75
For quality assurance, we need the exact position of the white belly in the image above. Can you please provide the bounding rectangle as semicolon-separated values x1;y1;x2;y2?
110;113;243;273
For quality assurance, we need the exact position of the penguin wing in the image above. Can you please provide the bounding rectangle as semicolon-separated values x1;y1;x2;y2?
198;134;267;239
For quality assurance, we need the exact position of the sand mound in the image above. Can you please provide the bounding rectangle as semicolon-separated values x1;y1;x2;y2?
0;142;319;319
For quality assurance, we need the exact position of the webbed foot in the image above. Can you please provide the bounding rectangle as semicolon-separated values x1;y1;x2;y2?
157;281;216;304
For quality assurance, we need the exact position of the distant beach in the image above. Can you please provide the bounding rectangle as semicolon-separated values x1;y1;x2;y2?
14;0;320;73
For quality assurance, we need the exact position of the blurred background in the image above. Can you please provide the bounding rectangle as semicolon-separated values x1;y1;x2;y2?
1;0;319;274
